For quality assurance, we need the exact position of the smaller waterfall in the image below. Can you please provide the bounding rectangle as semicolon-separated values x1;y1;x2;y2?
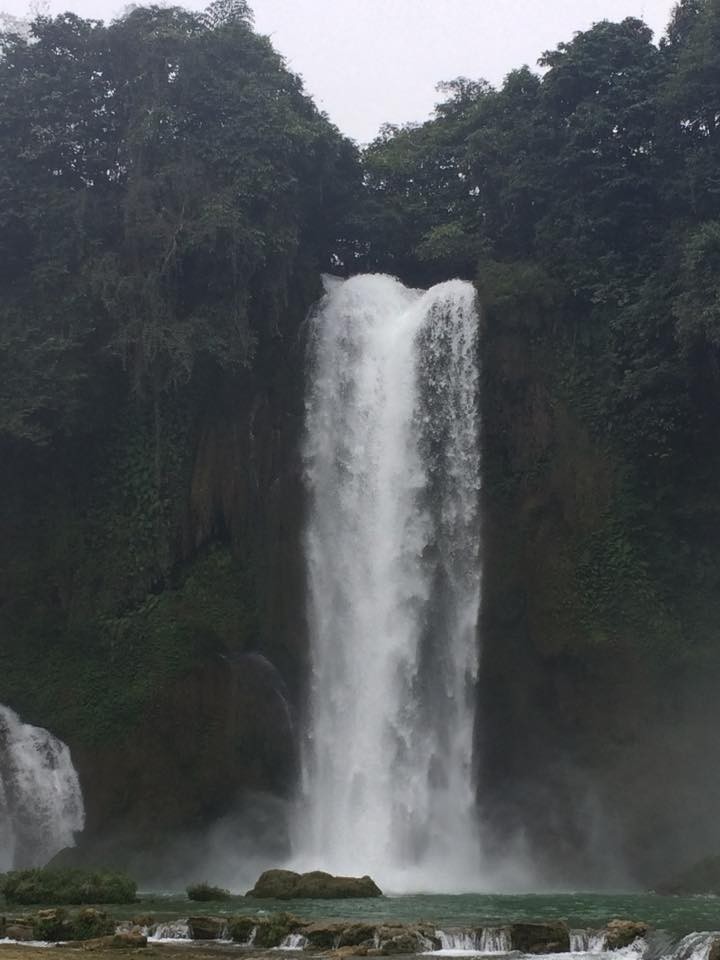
0;704;85;869
571;931;608;953
277;934;309;950
435;928;511;954
149;922;192;941
668;934;720;960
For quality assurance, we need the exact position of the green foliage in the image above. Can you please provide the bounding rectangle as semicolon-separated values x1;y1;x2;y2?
0;1;351;746
30;907;116;941
186;882;233;901
357;1;720;672
0;3;359;445
0;869;136;905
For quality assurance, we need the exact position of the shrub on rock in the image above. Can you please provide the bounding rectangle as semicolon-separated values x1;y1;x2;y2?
186;882;232;902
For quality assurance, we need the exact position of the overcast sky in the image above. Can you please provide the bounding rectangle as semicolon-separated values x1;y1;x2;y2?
2;0;678;142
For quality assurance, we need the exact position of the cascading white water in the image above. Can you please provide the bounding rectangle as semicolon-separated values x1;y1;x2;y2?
0;704;85;869
296;274;482;891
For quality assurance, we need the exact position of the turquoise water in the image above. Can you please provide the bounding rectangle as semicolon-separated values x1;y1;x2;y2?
102;893;720;937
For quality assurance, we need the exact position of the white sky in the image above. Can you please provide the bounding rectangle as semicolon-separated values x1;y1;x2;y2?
2;0;678;142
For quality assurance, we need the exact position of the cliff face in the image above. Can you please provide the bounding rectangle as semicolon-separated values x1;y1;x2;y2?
478;305;720;888
0;282;311;880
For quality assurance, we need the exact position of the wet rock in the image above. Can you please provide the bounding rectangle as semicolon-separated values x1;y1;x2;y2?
604;920;648;950
6;923;35;941
338;924;378;946
188;916;227;940
302;920;347;948
510;921;570;953
381;933;420;955
247;869;300;899
247;868;382;899
252;912;299;948
80;933;147;949
708;938;720;960
229;916;258;943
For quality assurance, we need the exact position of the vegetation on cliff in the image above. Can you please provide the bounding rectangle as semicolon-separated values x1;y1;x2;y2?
0;4;356;732
0;0;357;866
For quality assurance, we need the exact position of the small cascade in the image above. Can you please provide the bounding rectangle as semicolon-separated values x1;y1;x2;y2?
277;934;309;950
149;921;191;941
571;931;608;953
667;933;720;960
0;704;85;869
115;922;150;937
434;928;510;954
480;928;512;953
437;930;482;952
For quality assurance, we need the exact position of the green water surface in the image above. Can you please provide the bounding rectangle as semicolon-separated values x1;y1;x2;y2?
96;893;720;937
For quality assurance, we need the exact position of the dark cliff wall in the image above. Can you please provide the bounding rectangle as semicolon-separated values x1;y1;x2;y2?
478;299;720;888
0;281;311;879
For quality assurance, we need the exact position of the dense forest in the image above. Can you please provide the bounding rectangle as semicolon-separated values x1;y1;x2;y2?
2;0;720;885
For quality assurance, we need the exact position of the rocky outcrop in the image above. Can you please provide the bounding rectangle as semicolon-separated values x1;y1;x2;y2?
0;908;115;943
604;920;648;950
187;916;228;940
509;921;570;954
5;923;34;942
246;869;383;899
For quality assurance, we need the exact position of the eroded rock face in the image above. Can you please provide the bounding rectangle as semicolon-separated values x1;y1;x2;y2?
509;921;571;954
246;869;383;899
708;938;720;960
604;920;648;950
187;916;227;940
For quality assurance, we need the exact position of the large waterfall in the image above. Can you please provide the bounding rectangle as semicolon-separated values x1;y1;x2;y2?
0;704;85;870
296;274;483;892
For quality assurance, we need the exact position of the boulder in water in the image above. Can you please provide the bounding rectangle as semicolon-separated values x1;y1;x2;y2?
338;923;378;947
188;916;227;940
604;920;648;950
509;921;570;954
302;920;347;948
381;933;419;955
6;923;35;942
228;916;257;943
246;868;382;899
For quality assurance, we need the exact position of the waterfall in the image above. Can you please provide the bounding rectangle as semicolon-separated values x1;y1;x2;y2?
0;704;85;869
296;274;482;891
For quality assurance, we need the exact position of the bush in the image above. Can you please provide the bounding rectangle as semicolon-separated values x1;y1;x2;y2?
0;868;137;905
186;882;232;902
31;907;115;941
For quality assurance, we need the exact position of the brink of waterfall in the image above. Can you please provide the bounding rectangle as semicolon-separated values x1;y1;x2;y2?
0;704;85;870
295;273;483;892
